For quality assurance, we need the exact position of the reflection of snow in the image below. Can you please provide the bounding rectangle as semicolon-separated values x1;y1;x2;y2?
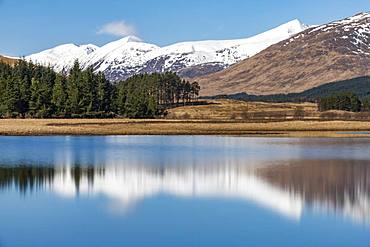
342;193;370;225
50;162;370;225
312;191;370;226
52;165;303;220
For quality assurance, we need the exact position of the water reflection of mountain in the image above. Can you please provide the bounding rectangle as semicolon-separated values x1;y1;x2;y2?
258;160;370;224
1;160;370;225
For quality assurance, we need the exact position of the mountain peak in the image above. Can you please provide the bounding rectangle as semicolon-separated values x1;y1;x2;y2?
117;36;143;43
278;19;309;34
53;43;79;50
99;36;144;50
284;19;304;26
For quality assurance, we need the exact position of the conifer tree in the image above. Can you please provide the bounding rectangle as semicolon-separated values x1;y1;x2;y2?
96;72;111;112
80;67;97;113
52;74;67;115
66;60;82;114
5;78;21;115
29;77;52;117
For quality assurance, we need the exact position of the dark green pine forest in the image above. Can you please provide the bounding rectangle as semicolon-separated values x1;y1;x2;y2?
0;60;200;118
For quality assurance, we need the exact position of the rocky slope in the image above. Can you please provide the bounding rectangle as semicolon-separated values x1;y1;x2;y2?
198;12;370;96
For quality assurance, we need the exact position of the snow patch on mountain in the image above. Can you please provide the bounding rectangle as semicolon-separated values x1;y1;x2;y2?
290;12;370;55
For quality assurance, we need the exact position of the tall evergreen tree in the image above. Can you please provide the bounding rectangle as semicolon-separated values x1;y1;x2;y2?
29;77;53;117
96;72;112;112
80;67;97;113
52;74;67;115
5;78;22;115
66;60;82;114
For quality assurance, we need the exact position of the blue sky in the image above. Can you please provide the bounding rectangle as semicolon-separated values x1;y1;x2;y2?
0;0;368;56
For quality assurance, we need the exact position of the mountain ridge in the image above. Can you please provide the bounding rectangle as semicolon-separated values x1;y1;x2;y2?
197;12;370;96
25;19;308;80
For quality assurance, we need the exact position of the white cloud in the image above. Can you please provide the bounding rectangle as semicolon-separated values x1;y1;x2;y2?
97;20;137;37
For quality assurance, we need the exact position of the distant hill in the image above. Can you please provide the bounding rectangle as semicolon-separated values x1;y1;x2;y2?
0;55;18;66
198;12;370;96
207;76;370;102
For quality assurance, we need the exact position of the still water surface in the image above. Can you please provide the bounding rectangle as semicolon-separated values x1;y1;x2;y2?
0;136;370;247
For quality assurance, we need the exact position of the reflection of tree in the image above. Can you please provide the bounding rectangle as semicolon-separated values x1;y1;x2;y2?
257;160;370;212
70;166;105;192
0;165;105;194
0;166;55;194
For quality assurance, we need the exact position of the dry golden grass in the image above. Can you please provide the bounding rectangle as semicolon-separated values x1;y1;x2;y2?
2;100;370;137
167;100;317;120
2;118;370;137
167;100;370;122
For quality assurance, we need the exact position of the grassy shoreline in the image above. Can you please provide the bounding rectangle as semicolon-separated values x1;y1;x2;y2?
2;119;370;137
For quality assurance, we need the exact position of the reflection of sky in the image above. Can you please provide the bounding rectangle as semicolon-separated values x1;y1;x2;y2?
2;136;370;167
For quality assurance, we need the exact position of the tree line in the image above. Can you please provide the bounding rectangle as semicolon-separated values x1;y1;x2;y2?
115;73;200;118
209;76;370;104
318;92;368;112
0;60;200;118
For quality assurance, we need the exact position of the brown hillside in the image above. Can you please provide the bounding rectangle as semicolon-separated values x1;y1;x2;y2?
198;13;370;96
0;55;18;66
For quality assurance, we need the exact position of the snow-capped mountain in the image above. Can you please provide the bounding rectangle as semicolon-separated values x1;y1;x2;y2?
304;12;370;55
82;36;160;80
198;12;370;96
27;43;98;73
26;19;308;80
